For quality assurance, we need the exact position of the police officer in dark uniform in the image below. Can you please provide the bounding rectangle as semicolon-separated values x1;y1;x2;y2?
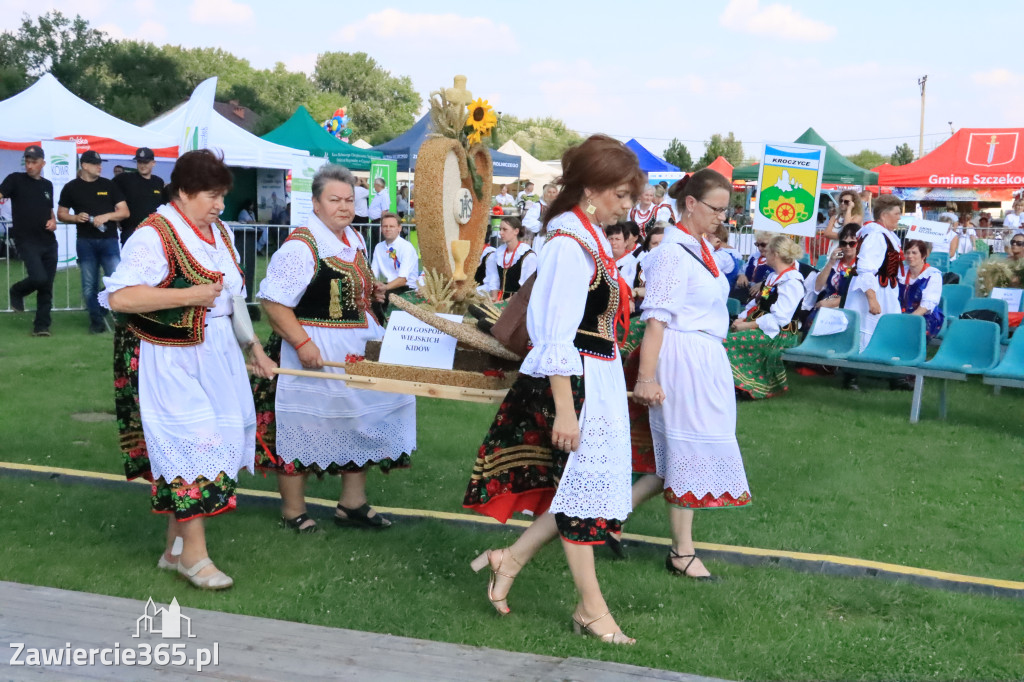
0;145;57;336
113;147;165;246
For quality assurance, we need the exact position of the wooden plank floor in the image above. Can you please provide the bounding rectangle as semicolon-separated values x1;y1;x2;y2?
0;581;727;682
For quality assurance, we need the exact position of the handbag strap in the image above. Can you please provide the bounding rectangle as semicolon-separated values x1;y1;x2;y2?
676;242;715;277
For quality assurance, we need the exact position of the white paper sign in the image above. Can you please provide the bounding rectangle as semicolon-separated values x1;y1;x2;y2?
810;307;849;336
289;156;328;227
898;216;948;245
990;287;1023;312
378;310;462;369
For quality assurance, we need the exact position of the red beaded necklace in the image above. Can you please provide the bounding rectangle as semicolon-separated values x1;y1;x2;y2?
675;223;720;277
171;201;215;245
501;242;519;269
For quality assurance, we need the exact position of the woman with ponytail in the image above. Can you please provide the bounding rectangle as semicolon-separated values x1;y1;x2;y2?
463;135;643;645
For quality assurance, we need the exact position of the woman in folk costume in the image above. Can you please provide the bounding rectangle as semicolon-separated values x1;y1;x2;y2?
900;239;945;339
844;194;904;351
475;243;496;288
628;184;675;240
726;234;805;399
103;150;277;590
483;216;537;301
626;169;751;579
806;223;859;329
464;135;643;645
253;165;416;532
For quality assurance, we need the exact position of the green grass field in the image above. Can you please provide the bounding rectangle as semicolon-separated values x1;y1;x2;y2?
0;309;1022;680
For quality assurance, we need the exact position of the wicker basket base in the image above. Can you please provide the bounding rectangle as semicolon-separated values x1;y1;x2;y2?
344;360;517;390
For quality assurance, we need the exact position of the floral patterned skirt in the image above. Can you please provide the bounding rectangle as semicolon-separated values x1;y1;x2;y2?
252;334;411;476
462;372;621;544
725;328;799;400
113;323;151;482
151;472;237;521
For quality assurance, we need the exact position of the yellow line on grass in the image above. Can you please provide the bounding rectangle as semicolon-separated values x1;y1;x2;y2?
5;461;1023;592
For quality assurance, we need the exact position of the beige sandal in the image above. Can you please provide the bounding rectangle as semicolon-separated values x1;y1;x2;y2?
572;610;635;645
470;549;521;615
177;558;233;590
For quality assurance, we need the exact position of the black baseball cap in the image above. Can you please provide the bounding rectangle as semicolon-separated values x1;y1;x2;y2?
80;150;104;165
23;145;44;160
134;147;155;162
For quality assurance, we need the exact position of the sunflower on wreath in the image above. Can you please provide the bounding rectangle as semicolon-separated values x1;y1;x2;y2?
465;98;497;145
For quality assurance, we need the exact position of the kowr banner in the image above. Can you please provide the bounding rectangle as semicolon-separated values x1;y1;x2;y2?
41;139;78;269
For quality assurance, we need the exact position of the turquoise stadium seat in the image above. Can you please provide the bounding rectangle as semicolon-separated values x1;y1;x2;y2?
985;330;1024;380
815;254;829;271
727;298;742;316
958;252;985;267
786;309;860;360
927;252;950;271
855;314;927;365
941;284;973;319
962;296;1009;343
919;319;1000;374
949;258;975;279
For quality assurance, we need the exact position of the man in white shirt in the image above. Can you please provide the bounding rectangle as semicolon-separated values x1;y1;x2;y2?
371;212;419;319
494;184;515;207
1004;208;1021;230
353;178;369;225
523;183;558;251
368;177;390;222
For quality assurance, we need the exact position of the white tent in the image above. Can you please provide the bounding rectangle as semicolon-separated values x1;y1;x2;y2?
497;140;561;186
350;138;373;149
0;73;178;157
145;102;307;170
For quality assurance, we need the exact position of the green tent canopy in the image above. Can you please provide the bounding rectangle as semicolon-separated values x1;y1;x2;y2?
261;106;382;171
733;127;879;185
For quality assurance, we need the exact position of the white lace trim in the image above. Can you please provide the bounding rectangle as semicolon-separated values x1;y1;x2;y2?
521;342;584;377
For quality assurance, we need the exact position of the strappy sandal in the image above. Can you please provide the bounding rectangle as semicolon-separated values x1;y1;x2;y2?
157;554;178;571
177;558;233;590
605;533;626;560
470;548;521;615
280;513;319;533
572;610;635;645
334;503;392;529
666;548;718;581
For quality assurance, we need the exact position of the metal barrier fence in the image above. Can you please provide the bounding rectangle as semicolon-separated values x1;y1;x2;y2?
0;221;410;312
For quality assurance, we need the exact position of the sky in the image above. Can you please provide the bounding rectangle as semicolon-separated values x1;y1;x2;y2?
2;0;1023;161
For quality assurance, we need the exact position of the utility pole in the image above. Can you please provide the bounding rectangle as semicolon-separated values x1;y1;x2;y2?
917;75;927;159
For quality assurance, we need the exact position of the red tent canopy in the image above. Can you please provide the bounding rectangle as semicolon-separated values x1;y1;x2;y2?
876;128;1024;188
705;155;733;182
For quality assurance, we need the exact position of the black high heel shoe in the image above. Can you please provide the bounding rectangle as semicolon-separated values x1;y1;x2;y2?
666;548;718;581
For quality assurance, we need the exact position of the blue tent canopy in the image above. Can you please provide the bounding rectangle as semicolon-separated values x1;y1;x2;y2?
625;138;679;173
372;114;521;176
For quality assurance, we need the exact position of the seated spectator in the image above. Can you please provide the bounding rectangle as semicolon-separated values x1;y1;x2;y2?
494;184;515;208
725;234;804;399
952;211;977;258
236;199;255;223
396;186;410;218
900;239;944;339
710;224;740;291
733;230;775;302
806;223;859;330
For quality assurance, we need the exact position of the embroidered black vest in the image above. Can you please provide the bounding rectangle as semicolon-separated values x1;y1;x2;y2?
749;275;799;333
287;227;374;328
474;251;491;285
547;229;620;360
125;215;240;347
854;230;902;289
496;247;534;299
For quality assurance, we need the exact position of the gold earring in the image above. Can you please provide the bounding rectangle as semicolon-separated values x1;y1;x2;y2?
585;200;597;215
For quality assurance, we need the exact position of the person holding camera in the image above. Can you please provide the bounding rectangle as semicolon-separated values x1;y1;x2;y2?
58;150;129;333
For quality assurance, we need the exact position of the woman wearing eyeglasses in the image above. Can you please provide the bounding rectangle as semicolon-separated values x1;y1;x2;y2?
822;190;863;244
808;223;859;319
726;234;805;399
